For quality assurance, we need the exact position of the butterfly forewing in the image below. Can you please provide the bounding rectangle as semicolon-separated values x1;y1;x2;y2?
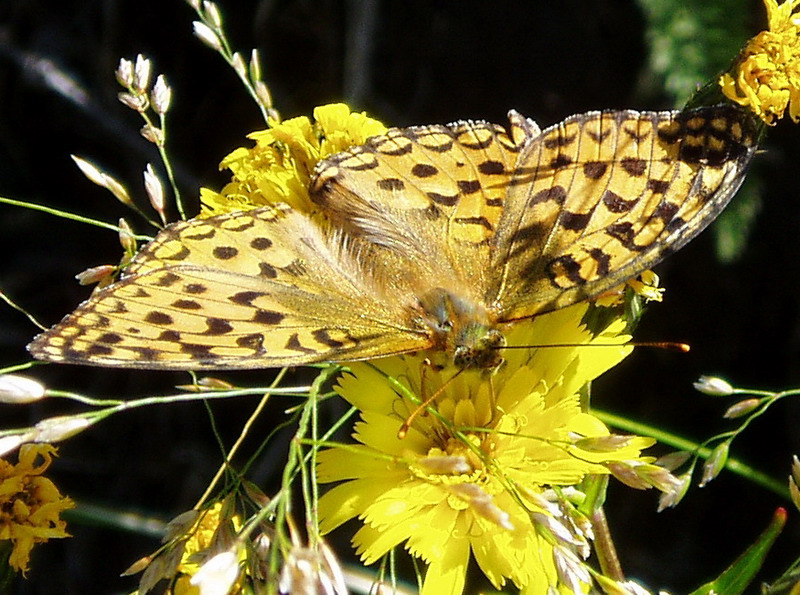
29;205;429;369
490;105;759;320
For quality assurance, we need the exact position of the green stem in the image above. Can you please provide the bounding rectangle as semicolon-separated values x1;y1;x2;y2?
0;195;152;240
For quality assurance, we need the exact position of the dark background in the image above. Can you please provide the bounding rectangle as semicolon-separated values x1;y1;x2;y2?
1;1;799;593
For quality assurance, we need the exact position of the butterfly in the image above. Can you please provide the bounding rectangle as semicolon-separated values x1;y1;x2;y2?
28;105;758;370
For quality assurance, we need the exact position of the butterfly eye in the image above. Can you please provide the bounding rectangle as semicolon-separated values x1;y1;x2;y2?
438;320;454;333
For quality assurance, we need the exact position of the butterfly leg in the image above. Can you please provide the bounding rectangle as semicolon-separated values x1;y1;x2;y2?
397;361;463;439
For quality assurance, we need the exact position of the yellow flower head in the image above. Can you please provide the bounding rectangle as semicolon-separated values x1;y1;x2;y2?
0;444;74;575
175;501;242;578
161;501;244;595
317;304;656;594
720;0;800;124
200;103;387;215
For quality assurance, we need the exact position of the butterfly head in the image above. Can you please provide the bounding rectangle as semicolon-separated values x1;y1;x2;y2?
416;288;505;370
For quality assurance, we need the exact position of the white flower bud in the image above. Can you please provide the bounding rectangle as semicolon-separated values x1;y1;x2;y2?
143;164;166;221
693;375;734;396
150;75;172;115
553;545;591;593
118;218;137;255
658;473;691;511
33;416;92;443
700;442;730;487
255;81;274;112
75;265;116;286
193;21;222;51
190;550;239;595
0;374;46;403
203;2;223;28
133;54;152;93
115;58;134;87
0;435;25;457
231;52;247;80
117;91;147;112
140;124;164;145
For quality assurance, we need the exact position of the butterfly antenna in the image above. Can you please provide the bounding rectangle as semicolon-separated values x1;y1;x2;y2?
496;341;691;352
397;366;465;439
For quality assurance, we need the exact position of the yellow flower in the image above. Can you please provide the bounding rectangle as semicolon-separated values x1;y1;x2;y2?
317;304;657;594
720;0;800;124
167;501;244;595
200;103;386;215
0;444;74;575
595;270;664;308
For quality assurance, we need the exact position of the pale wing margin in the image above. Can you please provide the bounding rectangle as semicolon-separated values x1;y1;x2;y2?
28;206;429;369
488;105;759;321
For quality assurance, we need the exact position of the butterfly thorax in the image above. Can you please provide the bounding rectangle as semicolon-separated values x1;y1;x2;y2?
415;288;505;370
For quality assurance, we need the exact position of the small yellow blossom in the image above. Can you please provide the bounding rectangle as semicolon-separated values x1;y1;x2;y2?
720;0;800;124
318;304;658;594
167;501;244;595
595;270;664;308
200;103;386;215
0;444;74;574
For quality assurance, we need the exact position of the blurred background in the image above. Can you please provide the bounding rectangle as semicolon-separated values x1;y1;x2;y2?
1;0;799;593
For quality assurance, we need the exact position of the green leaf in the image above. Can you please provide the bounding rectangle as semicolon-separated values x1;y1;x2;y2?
689;508;787;595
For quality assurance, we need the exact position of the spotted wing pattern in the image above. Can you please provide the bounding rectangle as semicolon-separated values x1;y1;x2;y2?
311;114;540;292
28;205;429;369
28;105;758;370
491;106;759;319
310;105;758;322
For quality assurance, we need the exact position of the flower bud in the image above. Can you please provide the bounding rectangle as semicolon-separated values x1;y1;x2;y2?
118;218;137;255
193;21;222;51
0;435;25;457
143;164;166;223
203;2;223;28
75;265;116;286
115;58;134;87
723;398;761;419
150;75;172;115
231;52;247;80
32;416;92;443
0;374;46;404
574;434;635;452
655;451;690;471
700;442;730;487
140;124;164;145
190;550;239;595
658;472;691;511
133;54;152;93
118;91;147;112
693;375;734;396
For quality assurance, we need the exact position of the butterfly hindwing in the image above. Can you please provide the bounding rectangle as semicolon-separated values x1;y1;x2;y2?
311;118;537;293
